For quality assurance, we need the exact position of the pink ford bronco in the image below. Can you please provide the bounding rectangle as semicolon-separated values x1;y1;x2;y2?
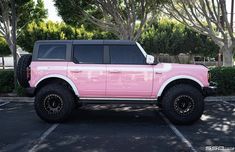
17;40;216;124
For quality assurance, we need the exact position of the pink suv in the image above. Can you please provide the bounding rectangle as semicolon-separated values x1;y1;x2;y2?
17;40;216;124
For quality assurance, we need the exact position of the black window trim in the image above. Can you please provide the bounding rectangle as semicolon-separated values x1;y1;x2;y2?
72;44;105;64
107;44;147;65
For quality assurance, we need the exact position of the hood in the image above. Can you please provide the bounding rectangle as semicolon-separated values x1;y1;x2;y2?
153;63;208;73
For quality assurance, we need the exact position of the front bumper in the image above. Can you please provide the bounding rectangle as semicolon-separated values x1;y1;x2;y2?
203;82;217;96
25;87;35;97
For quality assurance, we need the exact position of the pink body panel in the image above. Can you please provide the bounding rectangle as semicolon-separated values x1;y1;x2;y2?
30;61;68;87
152;63;209;97
30;61;209;99
67;62;106;97
106;64;153;98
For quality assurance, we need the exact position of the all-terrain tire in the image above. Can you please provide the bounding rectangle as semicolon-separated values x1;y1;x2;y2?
17;54;32;88
161;84;204;125
34;84;75;123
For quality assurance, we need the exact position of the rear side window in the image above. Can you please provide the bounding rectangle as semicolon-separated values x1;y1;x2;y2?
38;44;66;60
109;45;146;64
73;45;104;64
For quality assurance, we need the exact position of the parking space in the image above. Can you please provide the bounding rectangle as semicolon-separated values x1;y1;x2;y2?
0;100;234;152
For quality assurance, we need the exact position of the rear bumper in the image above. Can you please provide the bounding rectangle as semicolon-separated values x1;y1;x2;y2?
203;82;217;96
25;87;35;97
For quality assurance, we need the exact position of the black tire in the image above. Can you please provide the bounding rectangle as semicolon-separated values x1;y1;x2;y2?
34;84;75;123
162;84;204;125
17;54;32;88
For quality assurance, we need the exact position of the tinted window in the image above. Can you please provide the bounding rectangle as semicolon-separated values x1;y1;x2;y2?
38;45;66;60
109;45;146;64
73;45;104;64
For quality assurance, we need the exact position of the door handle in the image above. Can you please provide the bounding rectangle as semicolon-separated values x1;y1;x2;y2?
109;70;121;73
70;70;82;73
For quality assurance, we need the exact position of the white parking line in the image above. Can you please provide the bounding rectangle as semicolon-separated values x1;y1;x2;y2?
28;123;59;152
158;111;197;152
0;101;10;107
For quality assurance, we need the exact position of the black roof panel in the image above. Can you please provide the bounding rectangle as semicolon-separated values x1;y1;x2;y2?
36;40;136;45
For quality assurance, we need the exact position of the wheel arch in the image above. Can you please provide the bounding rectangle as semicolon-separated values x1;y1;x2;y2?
157;76;203;99
35;75;79;96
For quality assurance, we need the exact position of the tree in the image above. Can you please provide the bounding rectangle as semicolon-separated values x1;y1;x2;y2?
0;0;47;90
0;0;47;56
140;19;219;56
163;0;234;66
54;0;165;40
0;37;11;69
18;21;117;52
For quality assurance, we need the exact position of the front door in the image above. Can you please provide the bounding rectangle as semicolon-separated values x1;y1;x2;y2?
67;45;106;97
106;45;154;98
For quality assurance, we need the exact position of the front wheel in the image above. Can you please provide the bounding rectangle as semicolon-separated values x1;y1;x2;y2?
34;84;75;123
161;84;204;125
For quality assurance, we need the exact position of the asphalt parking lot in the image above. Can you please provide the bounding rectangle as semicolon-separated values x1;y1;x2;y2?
0;99;234;152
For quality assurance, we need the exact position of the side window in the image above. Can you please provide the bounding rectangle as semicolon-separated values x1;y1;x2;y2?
109;45;146;64
38;44;66;60
73;45;104;64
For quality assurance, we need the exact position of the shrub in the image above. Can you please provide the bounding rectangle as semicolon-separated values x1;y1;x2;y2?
0;70;14;93
0;70;26;96
140;19;219;57
210;67;235;95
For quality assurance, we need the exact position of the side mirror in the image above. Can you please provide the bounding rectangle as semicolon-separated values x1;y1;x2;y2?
146;55;155;64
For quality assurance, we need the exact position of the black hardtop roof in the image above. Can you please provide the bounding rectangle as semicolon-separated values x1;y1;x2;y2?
36;40;136;45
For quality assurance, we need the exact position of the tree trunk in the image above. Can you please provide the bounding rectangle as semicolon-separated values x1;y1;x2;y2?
223;47;234;67
2;56;5;69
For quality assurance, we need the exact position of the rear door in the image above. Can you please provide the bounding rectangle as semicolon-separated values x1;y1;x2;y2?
67;44;106;97
106;44;154;98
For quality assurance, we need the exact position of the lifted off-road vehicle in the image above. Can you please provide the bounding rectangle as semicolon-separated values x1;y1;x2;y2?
17;40;216;124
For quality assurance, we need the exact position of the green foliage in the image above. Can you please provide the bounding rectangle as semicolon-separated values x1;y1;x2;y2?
17;21;117;52
18;19;218;57
140;19;219;56
54;0;165;34
0;70;25;96
0;38;11;56
14;0;48;29
0;70;14;93
210;67;235;95
16;84;26;97
54;0;100;30
18;22;91;52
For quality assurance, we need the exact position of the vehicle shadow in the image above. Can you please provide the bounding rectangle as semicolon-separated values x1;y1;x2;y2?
69;104;164;124
176;101;235;151
46;104;190;152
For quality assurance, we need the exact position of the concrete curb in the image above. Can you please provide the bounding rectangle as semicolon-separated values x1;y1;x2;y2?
0;97;34;102
205;96;235;102
0;96;235;102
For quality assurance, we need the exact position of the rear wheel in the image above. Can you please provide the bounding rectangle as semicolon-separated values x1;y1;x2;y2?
34;84;75;123
161;84;204;125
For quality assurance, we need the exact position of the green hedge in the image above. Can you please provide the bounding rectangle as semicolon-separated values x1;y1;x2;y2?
0;70;25;96
0;70;14;93
17;19;219;57
210;67;235;95
140;19;219;56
